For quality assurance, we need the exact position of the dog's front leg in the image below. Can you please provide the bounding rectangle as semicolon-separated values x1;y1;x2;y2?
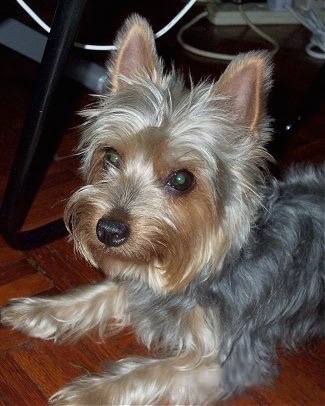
1;280;129;341
49;354;223;405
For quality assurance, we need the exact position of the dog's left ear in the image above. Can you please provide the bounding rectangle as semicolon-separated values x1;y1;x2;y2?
215;52;273;134
109;14;161;91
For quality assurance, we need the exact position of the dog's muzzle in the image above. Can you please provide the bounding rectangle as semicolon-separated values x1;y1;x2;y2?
96;217;130;247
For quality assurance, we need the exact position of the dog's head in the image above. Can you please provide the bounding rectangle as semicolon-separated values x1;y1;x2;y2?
65;15;273;293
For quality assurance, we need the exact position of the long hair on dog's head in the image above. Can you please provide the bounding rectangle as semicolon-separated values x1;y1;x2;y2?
64;15;273;293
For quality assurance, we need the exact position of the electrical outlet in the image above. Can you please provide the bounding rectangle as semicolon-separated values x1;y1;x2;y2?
207;2;299;25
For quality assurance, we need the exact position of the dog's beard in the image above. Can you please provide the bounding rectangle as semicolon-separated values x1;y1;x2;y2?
64;174;226;293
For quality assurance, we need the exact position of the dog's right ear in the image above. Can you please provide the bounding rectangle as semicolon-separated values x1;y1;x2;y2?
109;15;161;91
214;51;273;135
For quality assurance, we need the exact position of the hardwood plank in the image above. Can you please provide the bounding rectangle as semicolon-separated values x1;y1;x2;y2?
10;341;80;399
0;259;35;285
22;179;81;230
0;326;29;353
280;343;325;388
9;331;145;399
0;352;47;405
249;362;324;405
0;273;53;306
0;238;24;267
27;241;104;292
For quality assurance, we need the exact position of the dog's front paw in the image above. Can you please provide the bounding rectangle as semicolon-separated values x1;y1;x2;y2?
49;356;223;405
1;297;60;340
49;371;158;405
49;376;116;406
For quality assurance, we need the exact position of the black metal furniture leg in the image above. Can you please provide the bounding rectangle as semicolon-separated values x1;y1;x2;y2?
0;0;87;250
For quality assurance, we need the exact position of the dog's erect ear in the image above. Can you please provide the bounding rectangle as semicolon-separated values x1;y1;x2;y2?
215;52;273;134
109;15;160;91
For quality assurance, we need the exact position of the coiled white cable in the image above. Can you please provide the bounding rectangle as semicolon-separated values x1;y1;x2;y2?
177;4;279;61
15;0;198;51
287;4;325;60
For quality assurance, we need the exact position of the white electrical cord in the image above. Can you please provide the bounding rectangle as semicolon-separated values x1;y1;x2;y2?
15;0;198;51
177;3;279;61
238;5;279;55
177;11;235;61
155;0;198;38
287;4;325;59
15;0;51;33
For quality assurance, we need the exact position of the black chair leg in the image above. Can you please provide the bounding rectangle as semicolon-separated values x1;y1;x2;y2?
0;0;87;250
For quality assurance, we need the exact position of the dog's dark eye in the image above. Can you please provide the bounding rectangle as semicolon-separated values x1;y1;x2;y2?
103;148;121;169
166;170;194;193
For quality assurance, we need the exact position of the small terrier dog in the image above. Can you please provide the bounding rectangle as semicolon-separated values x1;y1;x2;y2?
1;15;324;405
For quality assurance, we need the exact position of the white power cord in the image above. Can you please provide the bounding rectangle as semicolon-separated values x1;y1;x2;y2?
238;5;279;55
15;0;198;51
177;11;237;60
287;2;325;59
177;4;279;61
15;0;51;33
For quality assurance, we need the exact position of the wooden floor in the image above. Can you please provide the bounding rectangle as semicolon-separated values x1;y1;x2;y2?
0;1;324;404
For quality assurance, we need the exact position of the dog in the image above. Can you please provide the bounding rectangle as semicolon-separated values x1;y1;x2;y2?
1;14;324;405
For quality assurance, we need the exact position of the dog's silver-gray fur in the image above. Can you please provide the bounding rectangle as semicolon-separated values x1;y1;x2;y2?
196;165;325;392
1;14;324;405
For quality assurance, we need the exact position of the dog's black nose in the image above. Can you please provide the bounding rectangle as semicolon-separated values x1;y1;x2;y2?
96;217;130;247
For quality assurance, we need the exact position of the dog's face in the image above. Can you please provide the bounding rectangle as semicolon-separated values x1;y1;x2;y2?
65;15;273;293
